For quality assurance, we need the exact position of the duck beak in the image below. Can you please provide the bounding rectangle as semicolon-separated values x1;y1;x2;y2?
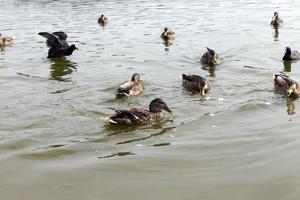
213;56;218;64
287;87;293;96
164;105;172;113
200;88;206;96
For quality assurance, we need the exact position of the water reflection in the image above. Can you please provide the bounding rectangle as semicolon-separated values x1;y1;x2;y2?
202;65;216;77
272;26;279;41
49;57;77;81
283;61;292;72
162;39;173;52
287;99;296;115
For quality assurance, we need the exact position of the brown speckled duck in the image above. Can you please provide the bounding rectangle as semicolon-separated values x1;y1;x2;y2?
116;73;143;97
271;12;283;27
274;74;300;98
161;27;176;40
0;33;13;46
283;47;300;61
107;98;172;125
182;74;212;96
98;14;108;25
200;47;221;66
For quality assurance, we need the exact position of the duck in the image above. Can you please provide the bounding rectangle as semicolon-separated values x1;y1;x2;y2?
271;12;283;27
38;31;78;58
161;27;176;40
200;47;221;66
0;33;13;46
98;14;108;25
107;98;172;125
116;73;143;97
274;74;300;98
182;74;211;96
282;47;300;61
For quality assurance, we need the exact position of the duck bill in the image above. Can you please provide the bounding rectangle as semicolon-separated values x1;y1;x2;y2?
213;55;219;64
200;88;206;96
287;88;293;97
164;106;172;113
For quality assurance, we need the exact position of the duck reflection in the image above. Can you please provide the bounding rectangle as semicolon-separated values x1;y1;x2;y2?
201;65;216;77
272;26;279;41
163;39;173;52
283;61;292;72
287;98;296;115
49;57;77;81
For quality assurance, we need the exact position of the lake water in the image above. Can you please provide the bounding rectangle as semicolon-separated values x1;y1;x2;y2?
1;0;300;199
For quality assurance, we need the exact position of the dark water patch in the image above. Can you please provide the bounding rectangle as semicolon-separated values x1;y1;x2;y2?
20;149;77;160
98;151;135;158
152;142;171;147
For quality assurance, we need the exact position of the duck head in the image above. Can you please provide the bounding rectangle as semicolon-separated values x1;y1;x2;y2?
283;47;292;60
164;27;168;32
273;12;279;19
149;98;172;113
198;79;208;96
70;44;78;51
131;73;140;82
206;47;220;64
285;47;291;55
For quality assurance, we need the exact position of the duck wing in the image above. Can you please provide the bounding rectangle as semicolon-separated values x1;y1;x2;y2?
182;74;205;83
117;81;138;96
108;108;149;125
52;31;68;41
274;74;294;87
39;32;66;49
182;74;206;92
292;51;300;60
39;32;62;48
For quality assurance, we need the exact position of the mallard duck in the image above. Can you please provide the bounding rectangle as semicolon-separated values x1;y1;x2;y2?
161;27;176;40
98;14;108;24
39;31;78;58
107;98;172;125
0;33;13;46
283;47;300;61
271;12;283;27
182;74;211;96
274;74;300;98
116;73;143;97
200;47;221;66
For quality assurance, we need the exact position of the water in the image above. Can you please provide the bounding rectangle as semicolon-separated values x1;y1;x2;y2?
1;0;300;199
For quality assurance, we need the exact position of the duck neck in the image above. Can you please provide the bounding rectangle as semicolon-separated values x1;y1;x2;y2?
283;53;292;61
66;47;76;56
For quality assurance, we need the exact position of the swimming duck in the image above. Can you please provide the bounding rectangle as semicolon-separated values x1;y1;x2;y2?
98;14;108;25
200;47;221;66
182;74;211;96
39;31;78;58
161;27;176;40
274;74;300;98
107;98;172;125
283;47;300;61
271;12;283;27
116;73;143;97
0;33;13;46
